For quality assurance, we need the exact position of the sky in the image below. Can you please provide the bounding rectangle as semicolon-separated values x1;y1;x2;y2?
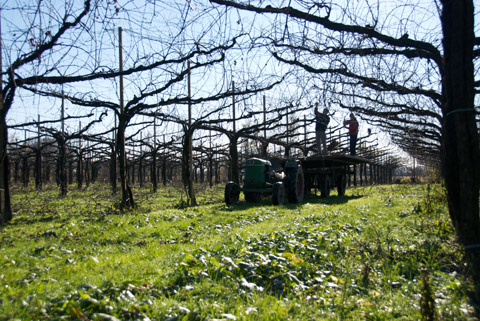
1;0;479;161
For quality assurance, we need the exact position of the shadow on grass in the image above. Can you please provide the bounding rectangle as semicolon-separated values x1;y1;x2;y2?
11;214;71;226
302;193;364;205
220;193;364;211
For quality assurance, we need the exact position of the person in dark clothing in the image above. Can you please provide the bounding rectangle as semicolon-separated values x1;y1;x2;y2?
343;113;359;155
314;103;330;155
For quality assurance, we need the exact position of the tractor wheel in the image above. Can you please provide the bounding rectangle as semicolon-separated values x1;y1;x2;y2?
272;182;285;205
244;192;262;203
337;175;346;196
320;175;331;198
286;166;305;203
225;182;240;205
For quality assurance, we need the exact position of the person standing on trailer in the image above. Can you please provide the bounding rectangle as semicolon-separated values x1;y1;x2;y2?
314;103;330;156
344;113;359;155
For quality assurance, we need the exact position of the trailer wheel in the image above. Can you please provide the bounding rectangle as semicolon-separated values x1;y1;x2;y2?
320;175;330;198
272;182;285;205
337;174;346;196
225;182;240;205
286;166;305;203
245;192;261;203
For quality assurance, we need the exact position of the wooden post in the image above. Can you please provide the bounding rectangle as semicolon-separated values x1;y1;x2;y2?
118;26;126;199
286;105;290;146
232;81;236;134
60;90;67;195
263;95;267;140
187;61;196;205
209;129;213;187
152;117;157;191
304;115;307;154
36;114;42;190
119;27;125;116
79;121;83;189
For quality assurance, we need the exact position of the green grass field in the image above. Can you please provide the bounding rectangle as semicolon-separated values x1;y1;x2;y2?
0;183;476;320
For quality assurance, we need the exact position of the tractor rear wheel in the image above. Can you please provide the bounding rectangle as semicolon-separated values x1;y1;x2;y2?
273;182;285;205
286;166;305;203
225;182;240;205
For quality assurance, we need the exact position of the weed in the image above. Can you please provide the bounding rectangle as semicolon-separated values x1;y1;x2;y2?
420;269;438;321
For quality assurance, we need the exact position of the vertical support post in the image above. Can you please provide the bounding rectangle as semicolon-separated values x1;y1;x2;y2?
263;95;267;140
37;114;41;147
119;27;125;116
162;134;167;186
286;104;290;146
152;117;156;190
61;91;65;134
77;121;82;189
413;157;416;181
36;114;42;190
60;90;67;196
187;61;196;205
304;115;307;155
232;81;236;134
230;80;236;183
209;129;213;188
118;26;126;200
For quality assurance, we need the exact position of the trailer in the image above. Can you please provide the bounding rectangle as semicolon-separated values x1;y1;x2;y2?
224;154;369;205
300;154;369;197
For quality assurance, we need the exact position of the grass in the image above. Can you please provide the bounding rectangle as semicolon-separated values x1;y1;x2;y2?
0;182;476;320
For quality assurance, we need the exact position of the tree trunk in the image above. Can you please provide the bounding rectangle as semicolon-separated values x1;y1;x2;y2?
441;0;480;305
162;157;167;186
151;150;157;192
84;159;90;187
182;130;196;206
110;145;117;194
14;159;19;184
117;120;134;209
22;155;29;187
58;135;67;196
215;159;220;184
199;161;204;185
45;164;51;183
68;161;73;185
261;142;268;158
92;162;98;183
77;153;83;190
284;145;291;158
208;154;213;188
229;136;240;184
138;157;143;187
35;149;42;190
0;116;12;224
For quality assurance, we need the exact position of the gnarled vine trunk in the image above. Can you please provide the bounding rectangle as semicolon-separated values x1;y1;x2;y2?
441;0;480;305
0;115;12;224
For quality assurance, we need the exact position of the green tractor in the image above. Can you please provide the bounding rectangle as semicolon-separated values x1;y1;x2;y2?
224;158;305;205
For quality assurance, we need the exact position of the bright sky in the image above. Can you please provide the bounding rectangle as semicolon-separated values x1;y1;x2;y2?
1;0;478;159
